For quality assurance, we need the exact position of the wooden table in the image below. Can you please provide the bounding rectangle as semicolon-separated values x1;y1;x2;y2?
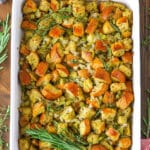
0;0;149;145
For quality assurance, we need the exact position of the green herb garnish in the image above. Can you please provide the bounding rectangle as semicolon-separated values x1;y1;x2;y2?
0;14;10;70
142;89;150;138
26;129;82;150
0;106;10;150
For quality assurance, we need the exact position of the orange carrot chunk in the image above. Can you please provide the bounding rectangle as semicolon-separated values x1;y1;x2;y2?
95;40;107;52
21;20;37;30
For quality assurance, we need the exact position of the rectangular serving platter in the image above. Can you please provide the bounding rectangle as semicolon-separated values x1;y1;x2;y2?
10;0;141;149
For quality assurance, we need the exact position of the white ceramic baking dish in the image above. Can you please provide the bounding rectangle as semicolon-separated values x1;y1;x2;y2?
10;0;141;149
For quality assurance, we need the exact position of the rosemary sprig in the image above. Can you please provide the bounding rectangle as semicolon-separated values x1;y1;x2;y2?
26;129;82;150
142;89;150;138
0;105;10;150
0;14;10;70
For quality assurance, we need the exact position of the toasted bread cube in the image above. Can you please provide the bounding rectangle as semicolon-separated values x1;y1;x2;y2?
49;26;64;38
78;69;90;79
26;52;39;70
82;51;93;62
118;137;132;149
86;18;98;34
50;0;59;11
72;3;85;17
91;119;105;134
19;70;31;86
122;38;132;51
106;127;120;142
41;84;62;100
51;70;59;82
87;133;99;144
125;81;133;92
23;0;37;14
73;22;84;37
116;91;134;109
95;40;107;52
110;83;126;92
92;57;104;69
50;43;64;64
101;108;116;121
65;54;78;67
39;141;52;149
79;106;96;120
91;83;108;97
29;89;43;105
20;44;30;56
39;0;50;12
122;52;133;64
94;68;111;84
40;113;51;125
101;6;114;20
36;74;52;87
86;99;100;109
119;65;132;78
28;34;42;51
62;18;74;28
116;16;129;32
56;64;69;77
80;119;91;136
102;21;115;34
21;20;37;30
91;144;107;150
103;91;114;104
60;106;75;122
111;69;126;83
111;41;125;57
83;78;93;93
19;138;30;150
35;62;48;77
32;102;45;117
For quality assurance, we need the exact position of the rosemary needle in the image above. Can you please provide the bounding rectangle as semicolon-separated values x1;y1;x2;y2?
26;129;82;150
0;14;10;70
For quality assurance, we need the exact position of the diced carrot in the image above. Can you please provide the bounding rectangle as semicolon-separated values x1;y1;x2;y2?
94;68;112;84
73;22;84;37
78;69;90;79
19;70;31;85
101;6;114;20
19;44;30;56
35;62;48;77
56;64;69;77
86;99;100;109
50;43;63;64
111;69;126;83
64;82;79;96
125;81;133;92
82;51;93;62
92;57;104;69
103;91;114;104
95;40;107;52
65;54;78;67
116;91;134;109
86;18;98;34
41;84;62;100
122;52;133;64
49;26;64;38
21;20;37;30
91;144;107;150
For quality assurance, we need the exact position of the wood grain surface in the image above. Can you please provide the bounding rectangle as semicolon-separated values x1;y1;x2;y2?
0;0;149;145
